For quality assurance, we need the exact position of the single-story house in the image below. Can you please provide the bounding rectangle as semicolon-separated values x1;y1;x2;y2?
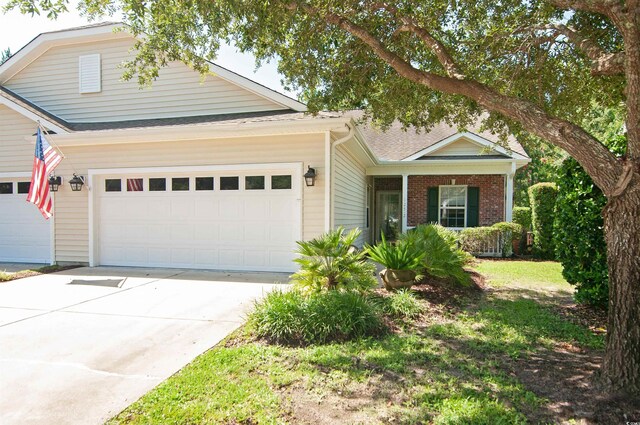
0;23;530;272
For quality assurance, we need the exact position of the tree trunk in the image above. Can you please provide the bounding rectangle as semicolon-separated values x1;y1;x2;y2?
602;176;640;394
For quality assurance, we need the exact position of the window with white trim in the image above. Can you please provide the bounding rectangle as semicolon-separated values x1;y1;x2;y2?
439;185;467;228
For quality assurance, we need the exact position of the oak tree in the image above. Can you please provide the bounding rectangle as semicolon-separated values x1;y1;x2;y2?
6;0;640;394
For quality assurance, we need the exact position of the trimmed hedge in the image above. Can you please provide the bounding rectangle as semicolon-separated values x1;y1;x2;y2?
460;222;522;257
512;207;532;254
553;158;609;307
512;207;532;231
528;183;558;259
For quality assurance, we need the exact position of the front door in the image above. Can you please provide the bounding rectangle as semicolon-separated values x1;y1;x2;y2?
376;191;401;241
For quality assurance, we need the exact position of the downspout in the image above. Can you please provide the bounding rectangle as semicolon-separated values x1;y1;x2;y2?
326;123;354;230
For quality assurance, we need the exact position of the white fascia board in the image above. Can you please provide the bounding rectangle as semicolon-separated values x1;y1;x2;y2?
0;23;126;83
43;117;351;147
0;95;69;134
351;124;381;166
402;131;529;161
367;160;516;176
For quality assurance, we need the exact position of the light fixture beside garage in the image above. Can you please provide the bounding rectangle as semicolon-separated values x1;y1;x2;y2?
304;166;317;187
68;174;85;191
48;175;62;192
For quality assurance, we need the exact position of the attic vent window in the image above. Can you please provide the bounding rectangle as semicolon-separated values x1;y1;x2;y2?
79;54;101;93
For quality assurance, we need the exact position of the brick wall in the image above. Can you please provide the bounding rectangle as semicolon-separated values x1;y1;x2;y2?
407;175;505;227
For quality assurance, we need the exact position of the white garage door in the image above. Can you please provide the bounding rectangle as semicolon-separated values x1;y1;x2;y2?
0;179;51;263
94;165;302;272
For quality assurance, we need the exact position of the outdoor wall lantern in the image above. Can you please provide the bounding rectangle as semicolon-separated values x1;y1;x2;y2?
48;175;62;192
68;174;85;192
304;166;317;187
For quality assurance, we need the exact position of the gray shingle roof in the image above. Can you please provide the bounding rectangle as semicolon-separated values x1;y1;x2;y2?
344;111;528;160
1;84;528;161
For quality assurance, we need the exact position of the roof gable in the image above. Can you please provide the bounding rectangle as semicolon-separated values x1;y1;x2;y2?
0;23;305;123
403;132;526;161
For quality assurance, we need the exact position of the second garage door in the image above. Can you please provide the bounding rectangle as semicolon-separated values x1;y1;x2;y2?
0;178;51;264
94;165;302;272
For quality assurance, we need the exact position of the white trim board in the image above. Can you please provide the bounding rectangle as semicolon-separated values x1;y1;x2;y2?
402;132;529;161
0;172;32;178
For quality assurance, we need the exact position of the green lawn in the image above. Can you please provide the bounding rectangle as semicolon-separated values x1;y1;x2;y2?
110;260;605;425
474;260;569;291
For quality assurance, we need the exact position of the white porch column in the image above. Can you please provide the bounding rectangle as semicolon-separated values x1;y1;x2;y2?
505;162;516;222
401;174;408;233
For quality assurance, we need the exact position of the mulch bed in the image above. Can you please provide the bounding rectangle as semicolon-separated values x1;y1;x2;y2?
0;265;81;282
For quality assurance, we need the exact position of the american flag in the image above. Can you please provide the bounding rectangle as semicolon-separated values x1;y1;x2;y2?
27;128;63;219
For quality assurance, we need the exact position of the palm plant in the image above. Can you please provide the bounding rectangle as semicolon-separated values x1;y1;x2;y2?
400;224;471;285
365;235;424;271
292;227;376;293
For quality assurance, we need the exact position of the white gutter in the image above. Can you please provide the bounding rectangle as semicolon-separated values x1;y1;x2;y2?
324;123;355;230
376;158;529;166
39;116;352;146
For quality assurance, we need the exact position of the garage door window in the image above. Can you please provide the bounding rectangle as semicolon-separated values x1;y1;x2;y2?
195;177;214;191
245;176;265;190
127;178;144;192
271;175;292;190
149;178;166;191
220;176;239;190
17;182;31;194
172;178;190;191
105;179;121;192
0;183;13;194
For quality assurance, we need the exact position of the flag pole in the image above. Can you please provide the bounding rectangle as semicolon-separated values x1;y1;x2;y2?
37;121;66;159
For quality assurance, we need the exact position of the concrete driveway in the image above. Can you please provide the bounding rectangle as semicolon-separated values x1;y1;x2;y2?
0;266;286;425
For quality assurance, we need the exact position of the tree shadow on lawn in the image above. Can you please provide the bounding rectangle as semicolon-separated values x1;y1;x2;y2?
289;288;639;424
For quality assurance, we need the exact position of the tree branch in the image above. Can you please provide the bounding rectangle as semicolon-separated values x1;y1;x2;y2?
373;3;465;79
291;3;622;195
548;0;626;32
536;24;624;75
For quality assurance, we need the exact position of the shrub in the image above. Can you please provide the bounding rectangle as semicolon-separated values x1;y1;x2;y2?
528;183;558;259
460;222;522;258
492;222;523;257
365;235;425;271
401;224;471;285
292;227;377;293
460;226;500;256
512;207;531;253
373;289;423;320
554;157;609;307
249;290;386;344
512;207;532;231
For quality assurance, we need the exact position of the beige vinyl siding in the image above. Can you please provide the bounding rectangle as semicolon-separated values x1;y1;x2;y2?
333;143;368;246
51;133;326;263
4;38;287;123
431;139;489;156
0;106;38;172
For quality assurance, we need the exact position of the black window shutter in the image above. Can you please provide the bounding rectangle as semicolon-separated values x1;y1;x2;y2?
427;187;439;223
467;187;480;227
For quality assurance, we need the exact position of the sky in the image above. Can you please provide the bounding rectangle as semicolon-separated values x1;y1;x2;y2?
0;2;292;96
